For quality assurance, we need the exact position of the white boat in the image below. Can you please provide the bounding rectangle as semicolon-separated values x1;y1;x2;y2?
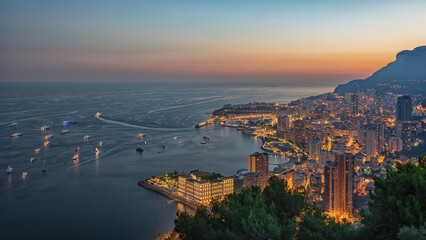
137;133;145;139
41;125;50;131
6;165;12;174
73;154;79;160
45;134;53;140
42;160;47;172
29;157;35;163
11;132;23;137
44;140;50;147
99;140;103;147
60;129;69;134
174;136;178;140
178;141;182;144
83;135;91;141
34;148;41;154
200;141;207;145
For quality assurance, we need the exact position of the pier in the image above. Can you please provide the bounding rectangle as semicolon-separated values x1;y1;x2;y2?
194;119;215;128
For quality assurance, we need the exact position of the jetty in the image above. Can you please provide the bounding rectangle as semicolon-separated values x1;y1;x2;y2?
194;118;215;128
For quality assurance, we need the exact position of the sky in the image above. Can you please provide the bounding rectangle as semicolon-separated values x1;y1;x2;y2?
0;0;425;84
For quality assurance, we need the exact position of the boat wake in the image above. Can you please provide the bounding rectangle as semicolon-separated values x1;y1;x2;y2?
147;97;231;114
96;116;190;131
68;145;121;169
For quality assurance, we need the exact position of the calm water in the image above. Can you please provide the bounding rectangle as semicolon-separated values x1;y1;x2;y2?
0;82;332;240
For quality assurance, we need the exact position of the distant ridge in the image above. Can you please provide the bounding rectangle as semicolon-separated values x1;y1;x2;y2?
334;45;426;95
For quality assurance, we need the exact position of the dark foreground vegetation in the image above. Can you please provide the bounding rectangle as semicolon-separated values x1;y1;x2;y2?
170;156;426;240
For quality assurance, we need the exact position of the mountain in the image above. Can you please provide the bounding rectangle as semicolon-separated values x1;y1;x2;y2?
334;46;426;95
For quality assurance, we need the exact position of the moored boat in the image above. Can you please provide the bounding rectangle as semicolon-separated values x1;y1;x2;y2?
11;132;23;137
60;129;69;134
137;133;145;139
6;165;12;174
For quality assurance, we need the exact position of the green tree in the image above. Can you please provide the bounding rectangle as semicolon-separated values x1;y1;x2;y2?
398;223;426;240
361;158;426;239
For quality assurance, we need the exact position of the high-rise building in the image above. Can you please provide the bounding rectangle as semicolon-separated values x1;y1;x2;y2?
308;140;322;161
366;129;377;161
396;95;412;121
323;152;354;218
319;150;333;166
277;115;290;131
401;121;412;151
248;152;269;189
349;94;359;116
292;120;306;145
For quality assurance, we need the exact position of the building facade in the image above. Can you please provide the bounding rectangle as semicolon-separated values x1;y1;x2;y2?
178;174;234;205
248;152;269;189
323;152;354;218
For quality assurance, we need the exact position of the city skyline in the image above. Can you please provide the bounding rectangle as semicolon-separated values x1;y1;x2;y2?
1;0;426;83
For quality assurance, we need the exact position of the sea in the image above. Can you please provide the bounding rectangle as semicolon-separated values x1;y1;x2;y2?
0;82;333;240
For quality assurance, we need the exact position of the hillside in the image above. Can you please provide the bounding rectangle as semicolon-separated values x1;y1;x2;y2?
334;46;426;95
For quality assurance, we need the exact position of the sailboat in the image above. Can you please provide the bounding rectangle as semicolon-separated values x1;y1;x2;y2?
42;160;47;173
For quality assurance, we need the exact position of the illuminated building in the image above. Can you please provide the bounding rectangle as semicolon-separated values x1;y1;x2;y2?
308;140;321;161
323;152;354;218
349;94;359;116
319;150;332;166
178;174;234;205
365;129;377;161
277;115;290;131
292;120;306;145
248;152;269;189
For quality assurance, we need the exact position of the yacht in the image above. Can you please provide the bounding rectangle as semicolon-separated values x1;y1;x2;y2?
6;166;12;174
34;148;41;154
45;134;53;140
60;129;69;134
83;135;91;141
42;160;47;173
11;132;23;137
137;133;145;139
41;125;50;131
